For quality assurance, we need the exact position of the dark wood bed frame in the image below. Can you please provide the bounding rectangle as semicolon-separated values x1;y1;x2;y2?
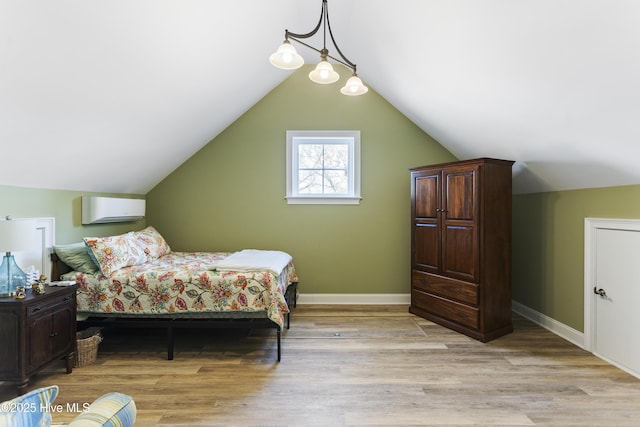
51;253;298;361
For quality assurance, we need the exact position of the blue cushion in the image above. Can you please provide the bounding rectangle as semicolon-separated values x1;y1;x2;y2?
0;385;59;427
67;392;136;427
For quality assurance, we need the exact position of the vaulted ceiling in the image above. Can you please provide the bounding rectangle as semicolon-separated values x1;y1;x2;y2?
2;1;639;195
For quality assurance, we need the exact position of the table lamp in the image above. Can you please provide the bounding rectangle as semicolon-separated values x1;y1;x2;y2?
0;217;35;296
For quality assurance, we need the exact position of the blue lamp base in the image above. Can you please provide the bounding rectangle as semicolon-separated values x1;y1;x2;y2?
0;252;27;296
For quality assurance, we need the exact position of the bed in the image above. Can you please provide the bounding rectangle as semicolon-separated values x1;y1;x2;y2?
51;226;299;361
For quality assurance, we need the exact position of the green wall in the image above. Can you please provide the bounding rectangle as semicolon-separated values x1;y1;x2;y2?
146;65;456;294
0;185;145;244
512;184;640;331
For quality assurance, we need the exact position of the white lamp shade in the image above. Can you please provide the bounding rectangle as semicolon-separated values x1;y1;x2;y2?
0;219;37;253
340;75;369;96
269;42;304;70
308;61;340;84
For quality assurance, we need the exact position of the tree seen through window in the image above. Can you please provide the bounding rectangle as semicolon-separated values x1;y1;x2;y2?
297;143;349;195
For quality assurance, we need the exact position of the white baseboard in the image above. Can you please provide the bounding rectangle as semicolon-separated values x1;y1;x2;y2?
297;293;411;305
296;296;584;348
512;300;585;349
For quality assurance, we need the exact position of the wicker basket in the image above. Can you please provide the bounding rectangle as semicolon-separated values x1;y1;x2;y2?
74;328;102;368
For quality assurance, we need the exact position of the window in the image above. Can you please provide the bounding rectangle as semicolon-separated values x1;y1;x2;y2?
286;130;361;205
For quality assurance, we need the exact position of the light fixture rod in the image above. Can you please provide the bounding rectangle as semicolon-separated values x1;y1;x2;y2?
323;0;356;70
283;0;357;73
284;1;324;40
286;36;355;72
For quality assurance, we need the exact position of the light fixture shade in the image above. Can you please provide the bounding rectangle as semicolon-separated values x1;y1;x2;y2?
0;219;36;253
269;41;304;70
0;218;35;296
340;75;369;96
308;61;340;84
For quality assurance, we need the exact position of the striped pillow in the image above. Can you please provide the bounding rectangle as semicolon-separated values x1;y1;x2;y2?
0;385;58;427
67;392;136;427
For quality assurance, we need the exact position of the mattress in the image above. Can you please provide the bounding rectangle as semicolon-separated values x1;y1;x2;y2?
61;251;298;328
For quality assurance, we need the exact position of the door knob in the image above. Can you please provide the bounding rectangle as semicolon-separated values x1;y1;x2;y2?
594;287;607;297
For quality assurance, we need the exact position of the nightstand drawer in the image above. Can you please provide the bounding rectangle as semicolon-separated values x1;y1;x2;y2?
28;293;74;316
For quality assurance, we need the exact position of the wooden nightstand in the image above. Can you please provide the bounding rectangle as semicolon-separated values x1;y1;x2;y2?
0;285;76;395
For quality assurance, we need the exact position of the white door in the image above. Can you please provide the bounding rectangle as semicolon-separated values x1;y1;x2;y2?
591;225;640;378
12;218;55;283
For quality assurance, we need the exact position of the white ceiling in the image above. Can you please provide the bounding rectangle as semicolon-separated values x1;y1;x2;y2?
2;0;639;194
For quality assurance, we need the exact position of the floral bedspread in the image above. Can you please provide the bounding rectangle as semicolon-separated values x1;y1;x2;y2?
63;252;298;328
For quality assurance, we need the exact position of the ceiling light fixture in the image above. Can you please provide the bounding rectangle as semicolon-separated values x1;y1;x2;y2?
269;0;368;96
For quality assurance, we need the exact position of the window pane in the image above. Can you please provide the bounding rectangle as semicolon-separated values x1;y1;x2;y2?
323;144;349;169
298;144;323;169
298;170;323;194
323;169;348;194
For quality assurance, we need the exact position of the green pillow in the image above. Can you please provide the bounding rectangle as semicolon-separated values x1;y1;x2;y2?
54;242;100;275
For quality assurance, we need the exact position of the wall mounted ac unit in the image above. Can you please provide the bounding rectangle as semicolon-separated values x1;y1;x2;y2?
81;196;146;224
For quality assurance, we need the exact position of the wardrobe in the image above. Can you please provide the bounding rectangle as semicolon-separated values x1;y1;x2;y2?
409;158;514;342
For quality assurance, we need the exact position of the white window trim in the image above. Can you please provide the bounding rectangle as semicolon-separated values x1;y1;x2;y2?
286;130;361;205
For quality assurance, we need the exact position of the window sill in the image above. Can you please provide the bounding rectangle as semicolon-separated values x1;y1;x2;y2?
285;196;362;205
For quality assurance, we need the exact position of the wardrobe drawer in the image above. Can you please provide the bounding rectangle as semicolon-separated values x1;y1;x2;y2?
411;289;479;330
412;271;478;305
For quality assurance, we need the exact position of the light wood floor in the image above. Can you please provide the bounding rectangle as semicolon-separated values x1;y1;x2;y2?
2;305;640;426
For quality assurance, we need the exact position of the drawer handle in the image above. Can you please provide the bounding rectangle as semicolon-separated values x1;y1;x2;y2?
32;307;41;312
49;332;58;337
63;296;72;301
456;311;468;319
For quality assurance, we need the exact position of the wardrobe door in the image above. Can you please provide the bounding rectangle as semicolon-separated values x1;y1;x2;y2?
441;166;479;282
412;171;441;273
